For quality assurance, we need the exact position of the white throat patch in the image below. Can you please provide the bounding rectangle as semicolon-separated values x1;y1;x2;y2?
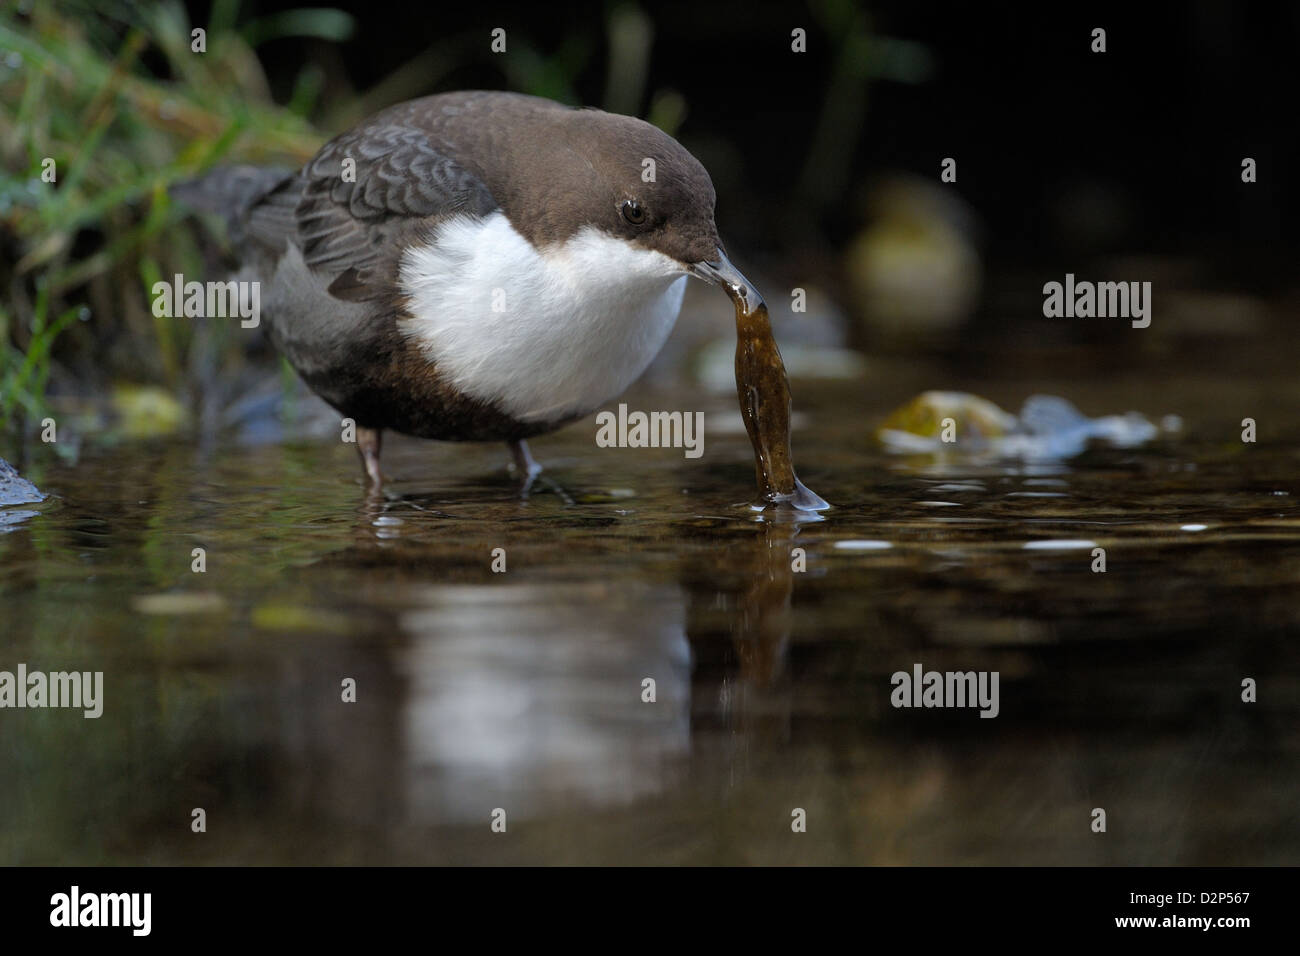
398;213;688;423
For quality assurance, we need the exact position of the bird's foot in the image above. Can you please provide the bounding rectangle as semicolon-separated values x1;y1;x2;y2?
507;439;574;504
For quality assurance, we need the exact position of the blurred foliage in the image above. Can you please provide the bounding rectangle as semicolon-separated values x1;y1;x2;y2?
1;278;82;432
798;0;932;209
0;0;335;441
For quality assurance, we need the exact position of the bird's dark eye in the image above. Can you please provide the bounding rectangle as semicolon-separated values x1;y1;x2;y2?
621;199;646;225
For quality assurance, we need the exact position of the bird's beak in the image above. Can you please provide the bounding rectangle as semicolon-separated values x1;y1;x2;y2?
688;248;762;316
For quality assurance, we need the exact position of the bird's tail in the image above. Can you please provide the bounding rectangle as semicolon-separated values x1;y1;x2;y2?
169;165;294;243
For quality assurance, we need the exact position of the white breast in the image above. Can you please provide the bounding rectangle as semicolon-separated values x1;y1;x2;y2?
397;213;688;423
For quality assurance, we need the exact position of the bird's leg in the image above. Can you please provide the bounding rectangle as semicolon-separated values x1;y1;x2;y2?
508;438;542;496
356;426;384;487
507;439;574;504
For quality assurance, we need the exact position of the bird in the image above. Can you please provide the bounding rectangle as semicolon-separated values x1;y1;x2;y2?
175;90;760;494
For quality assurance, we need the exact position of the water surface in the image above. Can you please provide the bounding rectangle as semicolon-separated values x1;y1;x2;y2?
2;362;1298;865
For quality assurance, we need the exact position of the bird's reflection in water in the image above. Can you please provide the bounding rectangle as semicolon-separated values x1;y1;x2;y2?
350;486;821;825
397;582;691;824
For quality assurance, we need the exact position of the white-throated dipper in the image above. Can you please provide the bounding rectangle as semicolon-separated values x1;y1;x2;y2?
178;90;827;509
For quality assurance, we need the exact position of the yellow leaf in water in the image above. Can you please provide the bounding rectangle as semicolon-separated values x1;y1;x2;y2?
133;592;228;615
251;604;350;633
110;384;189;438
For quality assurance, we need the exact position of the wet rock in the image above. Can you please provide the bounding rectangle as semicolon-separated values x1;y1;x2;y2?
0;458;45;506
0;458;45;533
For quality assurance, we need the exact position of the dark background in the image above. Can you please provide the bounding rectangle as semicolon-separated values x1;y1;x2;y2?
5;1;1297;436
224;0;1300;273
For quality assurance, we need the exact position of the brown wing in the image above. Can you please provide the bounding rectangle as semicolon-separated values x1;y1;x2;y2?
245;123;498;303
